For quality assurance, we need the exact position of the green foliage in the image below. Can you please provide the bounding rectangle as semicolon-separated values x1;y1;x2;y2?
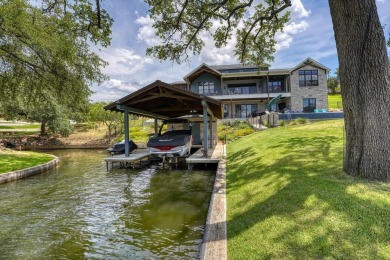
227;120;390;259
294;117;308;124
88;102;122;136
146;0;291;67
279;119;286;126
218;121;254;142
327;76;340;94
0;0;112;135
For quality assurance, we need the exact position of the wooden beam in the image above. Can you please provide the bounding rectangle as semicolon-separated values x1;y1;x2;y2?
201;100;215;118
116;105;170;120
150;107;194;112
127;95;161;105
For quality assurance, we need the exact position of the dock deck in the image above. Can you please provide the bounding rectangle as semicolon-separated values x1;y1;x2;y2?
104;150;150;169
186;144;225;164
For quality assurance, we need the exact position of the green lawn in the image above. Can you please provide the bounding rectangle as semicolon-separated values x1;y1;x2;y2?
328;94;343;109
0;150;54;174
227;120;390;259
0;124;40;129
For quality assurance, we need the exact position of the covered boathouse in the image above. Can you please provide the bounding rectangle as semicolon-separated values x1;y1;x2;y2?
104;80;223;163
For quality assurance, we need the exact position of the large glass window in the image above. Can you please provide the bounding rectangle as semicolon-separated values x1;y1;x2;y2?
303;98;316;112
198;82;215;95
227;84;257;94
299;70;318;87
235;104;257;118
268;81;283;92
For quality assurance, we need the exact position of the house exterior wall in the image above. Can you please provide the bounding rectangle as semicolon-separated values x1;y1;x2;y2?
190;73;221;95
185;59;328;118
290;64;328;112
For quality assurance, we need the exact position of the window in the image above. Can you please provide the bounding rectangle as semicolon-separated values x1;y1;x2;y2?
227;84;257;94
268;81;283;92
198;82;215;95
303;98;316;112
235;104;257;118
299;70;318;87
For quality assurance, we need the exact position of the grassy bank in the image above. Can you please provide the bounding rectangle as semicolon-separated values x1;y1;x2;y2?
0;150;54;174
328;94;342;109
227;120;390;259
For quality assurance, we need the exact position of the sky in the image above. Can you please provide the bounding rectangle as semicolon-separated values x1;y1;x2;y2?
90;0;390;102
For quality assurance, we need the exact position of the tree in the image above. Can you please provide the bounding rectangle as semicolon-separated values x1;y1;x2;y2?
0;0;112;136
88;102;123;142
327;76;340;94
329;0;389;181
146;0;390;181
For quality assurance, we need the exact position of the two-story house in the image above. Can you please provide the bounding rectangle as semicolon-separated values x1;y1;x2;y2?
171;57;329;118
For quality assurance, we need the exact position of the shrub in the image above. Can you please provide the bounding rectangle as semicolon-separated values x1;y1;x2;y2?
218;120;254;142
295;117;308;124
279;120;286;126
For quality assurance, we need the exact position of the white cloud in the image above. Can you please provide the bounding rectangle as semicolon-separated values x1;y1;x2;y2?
99;48;153;76
291;0;311;18
102;78;140;92
275;21;309;51
135;16;163;46
91;78;144;102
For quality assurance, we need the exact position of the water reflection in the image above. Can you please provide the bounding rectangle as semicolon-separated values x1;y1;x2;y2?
0;150;214;259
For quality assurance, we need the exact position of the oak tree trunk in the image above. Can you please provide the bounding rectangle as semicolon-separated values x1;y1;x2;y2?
329;0;390;181
40;121;47;136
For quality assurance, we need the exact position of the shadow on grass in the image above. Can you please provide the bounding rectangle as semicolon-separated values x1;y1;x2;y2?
226;135;390;259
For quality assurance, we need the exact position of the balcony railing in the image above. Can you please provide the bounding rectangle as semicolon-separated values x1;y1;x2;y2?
220;88;288;95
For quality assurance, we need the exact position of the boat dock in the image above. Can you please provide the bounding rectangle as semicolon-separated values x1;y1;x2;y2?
104;150;150;170
186;143;225;169
105;144;225;170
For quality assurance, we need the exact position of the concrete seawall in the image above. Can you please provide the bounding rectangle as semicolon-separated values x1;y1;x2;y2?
200;150;227;259
0;156;60;184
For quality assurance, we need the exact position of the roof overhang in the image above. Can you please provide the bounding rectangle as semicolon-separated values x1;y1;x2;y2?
183;63;222;83
290;57;330;73
105;80;223;119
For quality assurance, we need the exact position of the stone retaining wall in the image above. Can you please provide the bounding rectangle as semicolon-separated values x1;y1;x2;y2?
0;156;60;184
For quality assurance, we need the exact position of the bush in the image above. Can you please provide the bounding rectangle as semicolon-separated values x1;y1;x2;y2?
295;117;308;124
218;120;254;142
279;120;286;126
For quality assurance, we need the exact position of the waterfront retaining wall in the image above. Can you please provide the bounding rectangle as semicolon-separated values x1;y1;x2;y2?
0;156;60;184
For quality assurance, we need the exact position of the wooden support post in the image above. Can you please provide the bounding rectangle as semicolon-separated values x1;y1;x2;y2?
154;117;158;137
203;102;208;157
210;117;213;148
124;109;130;157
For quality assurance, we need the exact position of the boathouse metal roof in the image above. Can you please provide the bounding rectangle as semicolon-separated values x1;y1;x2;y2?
105;80;223;119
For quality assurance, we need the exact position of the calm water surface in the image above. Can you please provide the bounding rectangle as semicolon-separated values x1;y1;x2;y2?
0;150;215;259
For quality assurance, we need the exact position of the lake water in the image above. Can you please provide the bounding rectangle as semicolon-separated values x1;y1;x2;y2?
0;150;215;259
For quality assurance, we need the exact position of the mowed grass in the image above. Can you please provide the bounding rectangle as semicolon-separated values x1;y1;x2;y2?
226;120;390;259
0;150;54;174
0;124;40;129
328;94;343;109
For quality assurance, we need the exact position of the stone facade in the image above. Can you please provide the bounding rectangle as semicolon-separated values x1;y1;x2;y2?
290;64;328;112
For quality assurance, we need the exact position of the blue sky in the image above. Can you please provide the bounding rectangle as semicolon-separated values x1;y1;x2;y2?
91;0;390;101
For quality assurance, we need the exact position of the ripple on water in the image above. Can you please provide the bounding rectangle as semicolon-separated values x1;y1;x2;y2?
0;150;215;259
